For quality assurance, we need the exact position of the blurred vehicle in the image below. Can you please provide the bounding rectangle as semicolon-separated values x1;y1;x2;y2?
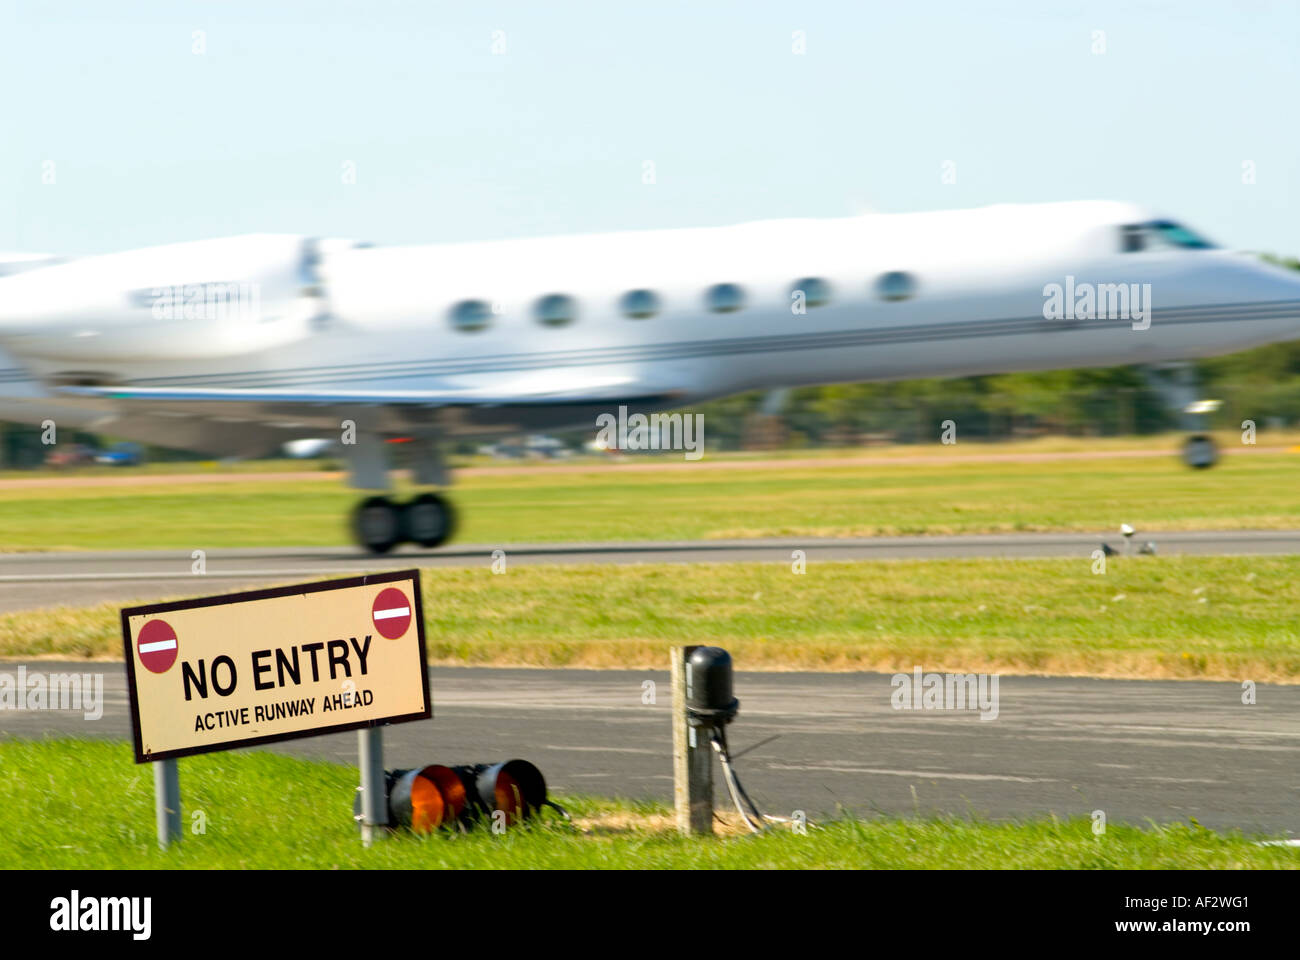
93;441;144;466
481;435;570;459
282;438;334;459
524;434;570;458
44;443;97;467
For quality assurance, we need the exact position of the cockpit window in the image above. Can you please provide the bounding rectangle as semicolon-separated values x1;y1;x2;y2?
1150;220;1215;249
1119;220;1216;253
1120;225;1146;253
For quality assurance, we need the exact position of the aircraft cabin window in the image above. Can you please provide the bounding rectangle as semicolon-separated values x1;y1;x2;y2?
874;271;916;302
791;277;832;308
620;289;661;319
705;282;746;313
449;299;493;332
534;293;577;327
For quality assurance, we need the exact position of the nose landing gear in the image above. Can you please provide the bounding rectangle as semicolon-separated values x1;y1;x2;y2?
1140;365;1223;471
1180;400;1223;469
1181;433;1219;469
352;492;456;554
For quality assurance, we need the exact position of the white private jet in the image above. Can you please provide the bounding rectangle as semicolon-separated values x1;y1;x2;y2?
1;199;1298;552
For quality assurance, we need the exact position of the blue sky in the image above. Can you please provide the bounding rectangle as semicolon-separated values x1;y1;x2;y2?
1;1;1296;256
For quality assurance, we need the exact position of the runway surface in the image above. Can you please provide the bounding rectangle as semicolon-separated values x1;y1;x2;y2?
0;529;1297;613
3;663;1297;835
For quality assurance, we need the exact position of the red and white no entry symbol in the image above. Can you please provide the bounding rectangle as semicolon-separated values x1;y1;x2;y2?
137;619;179;674
371;587;412;639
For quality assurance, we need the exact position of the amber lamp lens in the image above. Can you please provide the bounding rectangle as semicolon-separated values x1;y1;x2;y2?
494;772;526;823
427;765;468;821
408;771;447;833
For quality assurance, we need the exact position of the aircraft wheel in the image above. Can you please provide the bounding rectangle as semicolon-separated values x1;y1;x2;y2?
353;496;403;554
1181;434;1218;470
401;492;456;549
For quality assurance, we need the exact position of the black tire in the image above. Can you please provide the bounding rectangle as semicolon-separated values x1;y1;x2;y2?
1181;434;1218;470
401;492;456;549
352;496;403;554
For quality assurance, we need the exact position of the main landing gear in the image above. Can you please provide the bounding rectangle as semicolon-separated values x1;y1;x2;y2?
352;492;457;554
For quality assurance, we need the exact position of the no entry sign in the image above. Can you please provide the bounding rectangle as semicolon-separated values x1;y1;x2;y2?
121;570;430;763
136;619;179;673
371;587;412;639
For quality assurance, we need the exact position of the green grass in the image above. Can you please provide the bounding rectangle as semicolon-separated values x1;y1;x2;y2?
7;555;1299;681
1;739;1293;869
0;444;1298;550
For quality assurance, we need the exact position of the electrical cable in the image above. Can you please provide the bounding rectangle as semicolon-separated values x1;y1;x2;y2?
710;728;766;832
721;730;766;827
708;726;809;829
542;799;571;821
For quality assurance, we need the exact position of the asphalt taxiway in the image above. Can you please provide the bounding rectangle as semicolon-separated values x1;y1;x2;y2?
4;663;1297;835
1;529;1297;612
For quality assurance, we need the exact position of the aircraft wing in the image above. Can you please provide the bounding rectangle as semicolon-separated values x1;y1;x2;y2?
33;373;692;457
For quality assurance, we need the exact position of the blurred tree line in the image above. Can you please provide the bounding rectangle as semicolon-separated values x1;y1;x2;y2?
689;349;1300;451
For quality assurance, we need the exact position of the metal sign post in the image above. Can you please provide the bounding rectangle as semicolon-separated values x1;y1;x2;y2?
154;757;181;849
672;645;713;835
357;727;387;847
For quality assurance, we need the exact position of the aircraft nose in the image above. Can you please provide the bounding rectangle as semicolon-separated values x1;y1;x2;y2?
1198;253;1300;312
1236;257;1300;338
1250;256;1300;303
